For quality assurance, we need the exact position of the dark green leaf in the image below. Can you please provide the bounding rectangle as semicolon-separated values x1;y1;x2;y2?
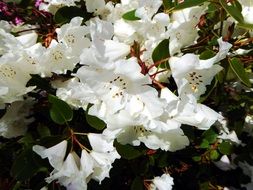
18;133;34;146
199;50;216;60
173;0;208;11
48;94;73;125
37;124;51;137
219;0;244;23
152;39;170;68
131;176;144;190
11;148;47;181
199;77;218;103
158;153;169;167
122;9;141;21
54;6;91;24
114;141;143;160
229;57;251;87
163;0;174;10
218;141;234;155
202;128;218;144
86;104;106;130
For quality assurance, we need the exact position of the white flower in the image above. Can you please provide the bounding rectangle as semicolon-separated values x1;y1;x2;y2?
161;88;221;130
33;140;68;170
218;131;241;144
135;0;162;21
168;5;207;55
85;0;105;13
88;133;120;183
39;0;80;14
150;173;174;190
80;18;129;68
0;54;35;104
46;152;89;190
238;0;253;24
0;29;37;55
169;38;232;99
54;77;98;110
102;109;189;151
168;21;199;55
77;57;158;115
41;40;79;76
56;17;90;56
0;99;34;138
214;155;236;171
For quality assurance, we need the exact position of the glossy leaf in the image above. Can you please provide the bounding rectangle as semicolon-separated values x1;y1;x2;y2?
48;94;73;125
152;39;170;68
173;0;208;11
11;148;47;181
218;141;234;155
163;0;174;10
86;104;106;130
54;6;91;24
229;57;251;87
114;141;143;160
122;9;141;21
219;0;244;23
199;50;216;60
202;128;218;144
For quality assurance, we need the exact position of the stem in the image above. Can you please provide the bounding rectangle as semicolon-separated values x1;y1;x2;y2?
73;132;89;136
149;69;168;78
147;57;170;71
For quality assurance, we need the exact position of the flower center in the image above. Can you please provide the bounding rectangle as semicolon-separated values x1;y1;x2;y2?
106;75;128;99
187;71;203;92
0;65;17;79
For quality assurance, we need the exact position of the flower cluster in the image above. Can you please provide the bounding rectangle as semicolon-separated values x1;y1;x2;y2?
0;0;253;189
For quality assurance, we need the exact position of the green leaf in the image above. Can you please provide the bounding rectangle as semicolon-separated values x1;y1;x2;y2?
11;148;47;181
131;176;144;190
218;141;234;155
18;133;34;146
158;153;169;167
210;149;220;160
199;50;216;60
114;141;143;160
200;139;210;149
202;128;218;144
54;6;91;24
163;0;174;10
229;57;251;87
37;124;51;137
48;94;73;125
237;22;253;30
219;0;244;23
192;156;201;162
199;77;218;103
122;9;141;21
152;39;170;68
85;104;106;130
173;0;208;11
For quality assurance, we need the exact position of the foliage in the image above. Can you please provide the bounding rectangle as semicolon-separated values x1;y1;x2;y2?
0;0;252;190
